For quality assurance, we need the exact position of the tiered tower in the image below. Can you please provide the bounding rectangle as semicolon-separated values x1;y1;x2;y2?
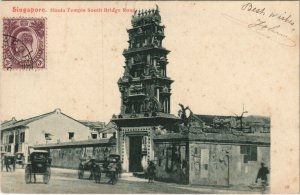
118;6;173;117
112;6;179;172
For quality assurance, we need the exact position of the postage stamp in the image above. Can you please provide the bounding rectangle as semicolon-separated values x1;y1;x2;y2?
3;18;46;70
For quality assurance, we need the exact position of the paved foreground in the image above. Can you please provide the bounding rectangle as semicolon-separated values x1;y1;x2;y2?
1;168;260;194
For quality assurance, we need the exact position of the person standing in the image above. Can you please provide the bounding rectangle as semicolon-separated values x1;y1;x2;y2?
5;156;12;172
256;162;269;185
1;154;4;172
147;161;156;183
108;159;117;184
12;156;16;171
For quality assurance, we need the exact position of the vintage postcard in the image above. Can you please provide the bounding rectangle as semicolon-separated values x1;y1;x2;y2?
0;1;299;194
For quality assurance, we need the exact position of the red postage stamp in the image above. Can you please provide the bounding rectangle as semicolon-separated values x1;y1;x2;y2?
3;18;46;70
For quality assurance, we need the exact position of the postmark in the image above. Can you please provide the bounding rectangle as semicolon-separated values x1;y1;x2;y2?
3;18;46;70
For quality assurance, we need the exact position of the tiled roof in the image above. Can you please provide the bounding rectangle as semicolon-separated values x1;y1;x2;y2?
1;111;55;131
1;109;87;131
190;114;270;127
1;117;17;129
192;114;233;124
80;121;105;129
95;121;120;134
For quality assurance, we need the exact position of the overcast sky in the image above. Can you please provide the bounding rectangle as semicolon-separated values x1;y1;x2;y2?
1;1;298;123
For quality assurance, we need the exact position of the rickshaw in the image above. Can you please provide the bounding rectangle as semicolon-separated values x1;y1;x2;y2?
15;152;25;168
1;152;15;172
24;150;52;184
78;157;95;180
78;154;122;185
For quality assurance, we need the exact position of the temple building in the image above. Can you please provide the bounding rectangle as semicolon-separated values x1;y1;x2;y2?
112;6;179;172
111;6;270;187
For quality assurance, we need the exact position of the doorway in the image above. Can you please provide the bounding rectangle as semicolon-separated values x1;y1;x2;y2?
129;136;143;172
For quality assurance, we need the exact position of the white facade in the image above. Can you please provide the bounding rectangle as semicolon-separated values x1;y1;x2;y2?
1;109;90;160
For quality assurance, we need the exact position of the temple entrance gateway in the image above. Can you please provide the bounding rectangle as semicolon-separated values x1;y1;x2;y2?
119;127;156;173
129;136;143;172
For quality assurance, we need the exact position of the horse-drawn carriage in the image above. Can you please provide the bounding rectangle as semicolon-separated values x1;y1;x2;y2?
25;150;52;184
15;152;25;168
1;152;15;172
78;154;121;185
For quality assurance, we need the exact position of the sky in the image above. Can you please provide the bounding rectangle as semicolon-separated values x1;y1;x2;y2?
0;1;298;124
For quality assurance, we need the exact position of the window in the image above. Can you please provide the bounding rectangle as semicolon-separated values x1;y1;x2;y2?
15;132;19;143
102;133;107;139
204;164;209;170
20;132;25;142
9;135;14;144
91;133;97;139
15;144;19;153
240;145;257;163
3;135;8;144
68;132;74;140
45;133;52;140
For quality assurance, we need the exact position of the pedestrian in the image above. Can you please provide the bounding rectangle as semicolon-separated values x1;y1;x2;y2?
21;156;25;168
147;161;156;183
108;159;117;184
256;162;269;186
1;154;4;172
116;160;122;178
5;156;12;172
89;158;96;180
93;163;101;183
12;156;16;171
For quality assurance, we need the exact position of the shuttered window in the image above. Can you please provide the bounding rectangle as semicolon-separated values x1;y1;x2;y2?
240;145;257;163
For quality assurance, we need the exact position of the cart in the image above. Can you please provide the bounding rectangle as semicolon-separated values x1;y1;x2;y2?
24;150;52;184
1;153;15;172
15;152;25;168
78;154;122;185
78;157;94;179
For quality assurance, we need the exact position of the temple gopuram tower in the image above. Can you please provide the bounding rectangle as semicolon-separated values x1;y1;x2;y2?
112;6;179;172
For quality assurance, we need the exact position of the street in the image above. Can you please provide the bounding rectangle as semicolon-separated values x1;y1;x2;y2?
1;167;258;194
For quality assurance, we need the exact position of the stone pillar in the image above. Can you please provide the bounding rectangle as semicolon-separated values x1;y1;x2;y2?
122;136;130;172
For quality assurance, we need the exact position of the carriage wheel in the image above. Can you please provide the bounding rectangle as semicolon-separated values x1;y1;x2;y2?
111;176;116;185
94;172;101;183
111;172;117;185
25;166;31;184
78;165;84;179
93;165;101;183
43;167;51;184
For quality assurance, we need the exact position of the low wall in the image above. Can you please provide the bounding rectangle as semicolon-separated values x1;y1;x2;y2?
153;133;270;186
34;139;117;169
153;140;189;184
189;142;270;186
